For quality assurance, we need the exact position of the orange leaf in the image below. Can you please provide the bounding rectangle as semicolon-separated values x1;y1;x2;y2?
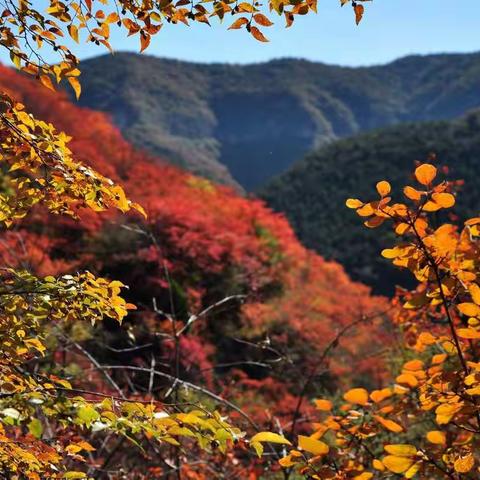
376;180;391;197
454;454;474;473
68;24;79;43
250;26;269;42
370;388;392;403
415;163;437;186
403;186;423;201
457;328;480;340
403;359;423;371
396;373;418;388
354;3;364;24
343;388;368;406
426;430;446;445
228;17;249;29
458;303;480;317
432;192;455;208
40;75;55;91
314;399;332;411
140;33;151;52
364;216;385;228
374;415;403;433
253;13;274;26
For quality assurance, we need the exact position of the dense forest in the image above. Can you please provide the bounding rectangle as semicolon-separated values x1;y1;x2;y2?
0;63;390;477
2;0;480;478
262;110;480;293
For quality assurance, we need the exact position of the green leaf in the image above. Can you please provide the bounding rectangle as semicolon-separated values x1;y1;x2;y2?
28;418;43;439
76;404;100;425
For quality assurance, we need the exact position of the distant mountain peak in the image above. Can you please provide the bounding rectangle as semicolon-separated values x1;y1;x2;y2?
77;51;480;190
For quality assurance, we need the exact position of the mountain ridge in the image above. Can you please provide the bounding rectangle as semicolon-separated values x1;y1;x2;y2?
261;108;480;294
77;50;480;189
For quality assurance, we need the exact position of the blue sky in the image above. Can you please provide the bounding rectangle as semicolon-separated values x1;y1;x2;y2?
2;1;480;66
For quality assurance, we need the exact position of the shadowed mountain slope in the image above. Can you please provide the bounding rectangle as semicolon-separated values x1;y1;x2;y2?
261;110;480;294
78;51;480;189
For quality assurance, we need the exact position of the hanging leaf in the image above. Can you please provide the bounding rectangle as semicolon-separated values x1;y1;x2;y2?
68;77;81;100
228;17;249;29
253;13;274;26
250;26;269;42
354;3;364;24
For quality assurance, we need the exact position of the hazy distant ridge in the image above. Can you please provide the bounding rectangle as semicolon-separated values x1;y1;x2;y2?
78;51;480;189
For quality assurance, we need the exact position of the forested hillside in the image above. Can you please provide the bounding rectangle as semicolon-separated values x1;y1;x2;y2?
78;51;480;189
0;63;391;476
262;110;480;293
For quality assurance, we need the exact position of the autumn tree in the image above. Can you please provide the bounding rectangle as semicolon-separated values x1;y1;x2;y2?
281;162;480;479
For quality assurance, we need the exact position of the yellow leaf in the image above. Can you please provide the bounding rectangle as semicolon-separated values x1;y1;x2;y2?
426;430;446;445
354;473;373;480
68;77;81;100
405;463;420;479
384;444;417;457
435;402;461;425
376;181;391;197
381;248;401;259
237;2;255;12
250;441;263;457
298;435;329;455
250;432;291;445
344;388;369;406
383;456;415;474
415;163;437;186
346;198;364;209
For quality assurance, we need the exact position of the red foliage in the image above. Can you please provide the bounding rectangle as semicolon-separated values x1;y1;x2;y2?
0;64;389;426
